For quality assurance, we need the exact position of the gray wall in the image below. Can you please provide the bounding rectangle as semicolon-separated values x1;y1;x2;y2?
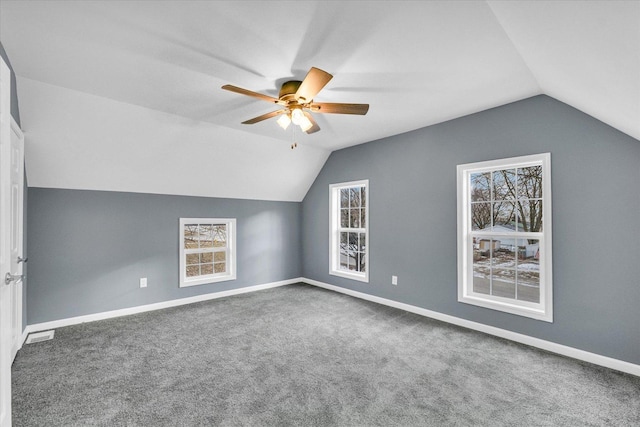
27;188;301;324
302;95;640;365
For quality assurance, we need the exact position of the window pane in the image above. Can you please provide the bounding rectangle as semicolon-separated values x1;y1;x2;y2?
517;238;540;303
341;209;349;228
214;263;226;273
471;202;491;230
186;265;199;277
493;169;516;201
200;252;213;263
184;224;199;249
517;166;543;199
350;208;360;228
359;233;366;252
491;241;516;299
201;264;214;275
472;264;491;295
186;253;199;265
470;172;491;202
473;238;486;263
348;233;358;270
213;225;227;247
349;232;358;249
340;189;349;208
492;269;516;299
476;239;495;259
517;238;540;263
493;202;516;229
350;187;361;208
517;200;542;232
473;238;492;294
199;225;214;248
517;272;540;303
492;242;516;269
359;253;366;273
360;207;366;228
214;251;226;262
360;187;366;207
340;233;349;269
348;254;358;270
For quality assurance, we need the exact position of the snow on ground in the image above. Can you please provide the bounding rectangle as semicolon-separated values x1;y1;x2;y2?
517;263;539;271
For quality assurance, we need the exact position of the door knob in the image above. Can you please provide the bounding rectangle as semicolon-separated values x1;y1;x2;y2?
5;272;23;285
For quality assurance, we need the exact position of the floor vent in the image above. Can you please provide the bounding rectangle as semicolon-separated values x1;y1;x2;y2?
25;330;55;344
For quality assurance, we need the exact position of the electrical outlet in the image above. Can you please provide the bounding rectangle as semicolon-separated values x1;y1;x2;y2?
140;277;147;288
392;275;398;286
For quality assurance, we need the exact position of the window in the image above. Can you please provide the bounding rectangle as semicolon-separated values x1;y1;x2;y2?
457;153;552;321
329;180;369;282
179;218;236;287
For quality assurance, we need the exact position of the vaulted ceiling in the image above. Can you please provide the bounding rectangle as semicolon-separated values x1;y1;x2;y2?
1;1;638;201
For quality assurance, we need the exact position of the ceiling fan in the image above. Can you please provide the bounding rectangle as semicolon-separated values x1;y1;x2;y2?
221;67;369;135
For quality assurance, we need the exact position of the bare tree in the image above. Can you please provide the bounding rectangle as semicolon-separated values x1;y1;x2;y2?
515;166;543;233
471;168;542;234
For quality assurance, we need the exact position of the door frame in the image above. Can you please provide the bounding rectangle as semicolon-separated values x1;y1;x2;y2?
0;51;13;427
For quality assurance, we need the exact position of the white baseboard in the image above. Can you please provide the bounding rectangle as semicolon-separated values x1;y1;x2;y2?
302;278;640;377
25;278;303;335
23;276;639;377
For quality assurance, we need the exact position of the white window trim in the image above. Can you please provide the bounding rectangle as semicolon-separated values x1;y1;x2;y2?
179;218;237;287
457;153;553;322
329;180;369;283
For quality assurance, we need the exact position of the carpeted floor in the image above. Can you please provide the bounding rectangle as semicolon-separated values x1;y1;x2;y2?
12;283;640;426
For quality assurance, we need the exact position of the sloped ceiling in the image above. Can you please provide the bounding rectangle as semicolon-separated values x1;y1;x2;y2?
0;1;637;202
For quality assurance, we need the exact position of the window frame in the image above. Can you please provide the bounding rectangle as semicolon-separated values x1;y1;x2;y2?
329;180;369;283
179;218;237;288
457;153;553;322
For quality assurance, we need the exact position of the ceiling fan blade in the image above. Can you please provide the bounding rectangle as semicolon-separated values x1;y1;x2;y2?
221;84;281;104
242;110;287;125
295;67;333;102
311;102;369;115
303;112;321;134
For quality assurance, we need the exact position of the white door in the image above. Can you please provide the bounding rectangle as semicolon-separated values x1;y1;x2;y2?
0;54;22;427
9;118;24;362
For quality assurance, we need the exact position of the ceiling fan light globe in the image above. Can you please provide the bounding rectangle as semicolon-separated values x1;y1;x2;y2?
291;108;305;125
300;116;313;132
277;114;291;130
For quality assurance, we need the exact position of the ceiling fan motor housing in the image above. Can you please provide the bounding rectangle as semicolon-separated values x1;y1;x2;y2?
279;80;303;102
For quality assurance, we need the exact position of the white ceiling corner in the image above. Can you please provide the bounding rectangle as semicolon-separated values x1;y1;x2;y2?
0;1;637;202
488;0;640;141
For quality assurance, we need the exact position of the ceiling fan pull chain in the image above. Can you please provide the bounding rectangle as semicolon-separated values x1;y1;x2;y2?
291;124;297;149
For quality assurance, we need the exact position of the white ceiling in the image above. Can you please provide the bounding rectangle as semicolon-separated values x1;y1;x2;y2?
1;1;638;201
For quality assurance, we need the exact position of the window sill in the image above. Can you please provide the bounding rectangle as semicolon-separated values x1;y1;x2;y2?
458;293;552;322
180;273;236;288
330;269;369;283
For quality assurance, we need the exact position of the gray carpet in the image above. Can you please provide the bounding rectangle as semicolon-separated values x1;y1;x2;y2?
12;283;640;426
